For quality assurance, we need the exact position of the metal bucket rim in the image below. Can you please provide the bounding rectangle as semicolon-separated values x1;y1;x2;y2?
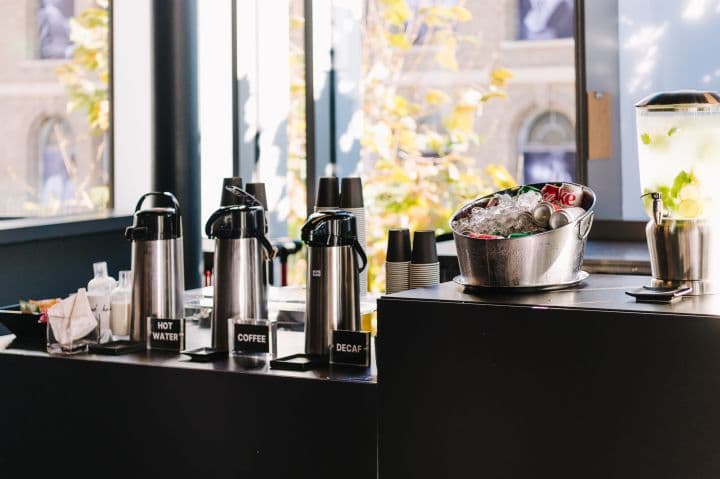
449;182;597;240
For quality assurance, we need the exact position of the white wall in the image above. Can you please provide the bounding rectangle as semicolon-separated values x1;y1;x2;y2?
112;1;152;214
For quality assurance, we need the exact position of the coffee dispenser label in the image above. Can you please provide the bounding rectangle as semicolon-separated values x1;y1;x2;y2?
233;323;271;354
330;330;371;367
147;317;185;351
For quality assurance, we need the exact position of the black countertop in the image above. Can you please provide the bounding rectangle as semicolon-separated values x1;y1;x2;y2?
0;322;377;477
383;273;720;318
0;321;376;384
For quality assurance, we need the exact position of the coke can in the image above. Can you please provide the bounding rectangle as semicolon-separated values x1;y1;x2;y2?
559;183;584;207
468;233;504;240
540;183;560;203
549;207;586;229
532;201;560;227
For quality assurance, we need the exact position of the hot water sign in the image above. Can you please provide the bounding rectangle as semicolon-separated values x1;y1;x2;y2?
147;317;185;351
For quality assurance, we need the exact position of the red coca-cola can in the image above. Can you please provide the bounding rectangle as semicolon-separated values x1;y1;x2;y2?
532;201;560;227
559;183;583;207
540;184;560;203
468;233;504;240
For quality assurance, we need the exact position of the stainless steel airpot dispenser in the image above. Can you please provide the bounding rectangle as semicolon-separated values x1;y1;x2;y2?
125;192;185;342
301;210;367;356
205;186;275;351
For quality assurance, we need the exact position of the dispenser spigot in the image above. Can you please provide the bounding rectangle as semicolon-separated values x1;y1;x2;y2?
642;191;664;225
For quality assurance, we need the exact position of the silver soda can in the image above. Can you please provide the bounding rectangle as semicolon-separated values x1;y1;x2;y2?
532;201;559;227
559;183;584;207
549;207;586;229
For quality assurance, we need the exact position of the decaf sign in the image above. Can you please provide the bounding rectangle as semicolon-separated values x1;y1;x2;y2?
330;330;371;367
147;317;185;351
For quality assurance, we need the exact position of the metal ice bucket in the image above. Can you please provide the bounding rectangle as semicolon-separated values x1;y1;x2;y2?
450;182;596;288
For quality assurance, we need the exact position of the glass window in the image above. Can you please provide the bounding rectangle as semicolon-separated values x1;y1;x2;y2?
37;0;75;59
0;0;111;217
520;110;576;184
517;0;574;41
354;0;577;289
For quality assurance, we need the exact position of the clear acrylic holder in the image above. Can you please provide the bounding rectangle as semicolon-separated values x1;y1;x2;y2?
229;317;277;359
46;320;97;355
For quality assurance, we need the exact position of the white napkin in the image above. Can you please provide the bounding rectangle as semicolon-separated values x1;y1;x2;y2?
0;333;15;351
47;289;98;346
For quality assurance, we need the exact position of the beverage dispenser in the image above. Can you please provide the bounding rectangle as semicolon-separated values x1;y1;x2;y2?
635;90;720;294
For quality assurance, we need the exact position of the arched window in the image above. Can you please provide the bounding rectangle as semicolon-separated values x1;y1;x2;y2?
37;0;74;59
518;0;574;41
37;116;76;204
519;110;576;184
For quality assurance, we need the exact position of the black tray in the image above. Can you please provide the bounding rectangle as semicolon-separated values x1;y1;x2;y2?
0;305;46;351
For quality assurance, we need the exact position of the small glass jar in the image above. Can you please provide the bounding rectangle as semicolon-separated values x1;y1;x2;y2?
228;316;277;359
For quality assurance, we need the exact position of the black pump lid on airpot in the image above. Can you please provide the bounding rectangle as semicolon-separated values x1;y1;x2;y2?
301;210;359;247
125;192;182;241
206;187;266;240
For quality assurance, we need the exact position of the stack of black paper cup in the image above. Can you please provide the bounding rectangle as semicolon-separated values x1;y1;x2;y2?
340;177;367;296
314;176;340;212
220;177;243;206
245;182;268;211
385;229;411;294
409;230;439;289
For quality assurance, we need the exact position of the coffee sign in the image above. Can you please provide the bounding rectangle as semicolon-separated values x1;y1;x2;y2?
233;323;271;354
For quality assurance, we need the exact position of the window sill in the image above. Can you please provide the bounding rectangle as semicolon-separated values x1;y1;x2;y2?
0;212;132;246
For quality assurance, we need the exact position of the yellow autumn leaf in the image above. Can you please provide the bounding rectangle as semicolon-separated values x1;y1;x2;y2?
420;6;447;26
444;105;475;132
398;129;416;152
424;89;451;105
426;132;445;153
481;90;508;101
290;81;305;96
490;68;513;88
386;32;411;50
435;46;458;70
450;6;472;22
486;164;518;189
290;15;305;30
389;95;410;116
382;0;411;25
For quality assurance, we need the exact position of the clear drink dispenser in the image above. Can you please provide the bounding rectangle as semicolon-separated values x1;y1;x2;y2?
635;90;720;294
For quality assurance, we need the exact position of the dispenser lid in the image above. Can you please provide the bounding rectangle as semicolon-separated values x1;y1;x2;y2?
206;204;265;239
126;192;182;241
301;210;358;247
635;90;720;111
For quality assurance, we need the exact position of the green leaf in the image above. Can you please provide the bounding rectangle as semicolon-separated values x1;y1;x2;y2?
667;127;678;136
670;170;693;199
640;133;651;145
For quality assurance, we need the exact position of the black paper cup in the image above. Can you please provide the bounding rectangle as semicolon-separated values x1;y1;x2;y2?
220;177;244;206
387;229;411;262
245;182;268;210
340;177;364;208
411;230;438;264
316;177;340;209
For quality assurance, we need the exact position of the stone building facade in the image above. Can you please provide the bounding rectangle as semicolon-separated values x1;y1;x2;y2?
0;0;101;217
